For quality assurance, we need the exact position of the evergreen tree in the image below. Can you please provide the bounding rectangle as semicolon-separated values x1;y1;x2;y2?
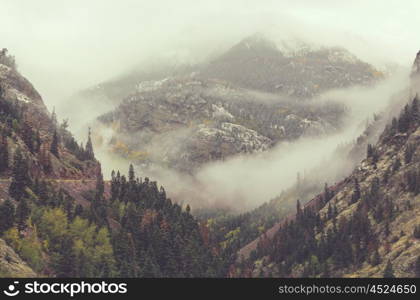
383;260;395;278
50;129;59;158
21;120;35;153
34;130;41;153
85;127;95;160
370;249;381;266
9;148;31;200
398;105;410;133
16;198;30;231
0;133;8;172
411;96;419;123
351;178;361;203
92;166;107;226
413;225;420;239
55;236;77;277
129;164;135;183
392;158;401;173
51;107;58;128
0;199;15;233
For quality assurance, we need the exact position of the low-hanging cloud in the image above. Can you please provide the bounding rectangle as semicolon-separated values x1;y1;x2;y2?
1;0;420;109
1;1;418;211
94;70;410;212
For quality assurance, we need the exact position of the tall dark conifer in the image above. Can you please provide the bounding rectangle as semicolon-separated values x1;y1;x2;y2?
0;133;8;172
9;148;31;200
85;127;95;160
50;129;59;158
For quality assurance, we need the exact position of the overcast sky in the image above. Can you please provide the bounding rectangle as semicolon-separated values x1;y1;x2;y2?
1;0;419;107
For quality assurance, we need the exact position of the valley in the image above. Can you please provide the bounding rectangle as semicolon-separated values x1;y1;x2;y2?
0;2;419;280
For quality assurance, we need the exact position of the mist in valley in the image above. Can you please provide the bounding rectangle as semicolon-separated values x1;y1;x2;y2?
2;0;420;212
96;69;410;212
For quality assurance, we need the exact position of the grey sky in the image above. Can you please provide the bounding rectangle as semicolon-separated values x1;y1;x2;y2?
1;0;419;107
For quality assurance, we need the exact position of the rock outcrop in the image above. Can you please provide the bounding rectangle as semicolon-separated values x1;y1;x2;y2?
0;239;36;277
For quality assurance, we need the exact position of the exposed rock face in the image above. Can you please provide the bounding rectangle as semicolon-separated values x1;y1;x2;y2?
0;52;104;276
200;34;382;98
0;239;36;277
98;75;344;172
0;60;100;181
235;57;420;277
173;122;272;172
92;35;381;172
238;112;420;278
411;50;420;78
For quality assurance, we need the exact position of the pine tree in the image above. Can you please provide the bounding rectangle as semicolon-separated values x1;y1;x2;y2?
35;130;41;153
39;143;52;174
92;166;107;226
0;199;15;233
129;164;135;183
55;236;77;277
323;183;333;203
392;158;401;173
85;127;95;160
51;107;58;129
411;96;419;123
50;129;59;158
351;178;361;203
0;133;8;172
413;225;420;239
398;104;410;133
21;120;34;153
383;260;395;278
9;148;31;200
16;198;30;231
370;249;381;266
404;143;416;164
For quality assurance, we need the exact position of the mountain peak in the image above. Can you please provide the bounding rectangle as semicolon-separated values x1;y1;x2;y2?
411;50;420;77
234;33;279;52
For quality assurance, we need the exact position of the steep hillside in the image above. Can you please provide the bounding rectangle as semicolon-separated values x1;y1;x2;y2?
0;238;36;277
84;34;380;173
0;50;223;278
200;34;382;98
0;52;100;181
98;76;345;172
233;94;420;278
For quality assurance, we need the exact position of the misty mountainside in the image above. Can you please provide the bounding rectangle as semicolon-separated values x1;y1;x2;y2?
199;34;383;98
0;238;36;277
0;48;103;276
0;52;225;278
97;75;345;172
93;34;382;172
198;52;420;277
78;34;382;104
227;63;420;277
0;51;100;181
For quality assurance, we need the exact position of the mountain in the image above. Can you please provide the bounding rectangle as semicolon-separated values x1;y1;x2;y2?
199;34;382;98
0;238;36;277
0;50;222;277
77;34;382;105
97;75;344;172
0;48;102;276
229;57;420;277
94;35;382;173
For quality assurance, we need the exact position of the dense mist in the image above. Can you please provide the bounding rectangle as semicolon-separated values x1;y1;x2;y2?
83;68;409;213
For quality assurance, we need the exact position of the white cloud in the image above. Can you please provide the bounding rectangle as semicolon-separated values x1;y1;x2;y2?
1;0;419;107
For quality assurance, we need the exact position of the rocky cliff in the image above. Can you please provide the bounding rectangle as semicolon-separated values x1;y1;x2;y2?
233;53;420;277
0;238;36;277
